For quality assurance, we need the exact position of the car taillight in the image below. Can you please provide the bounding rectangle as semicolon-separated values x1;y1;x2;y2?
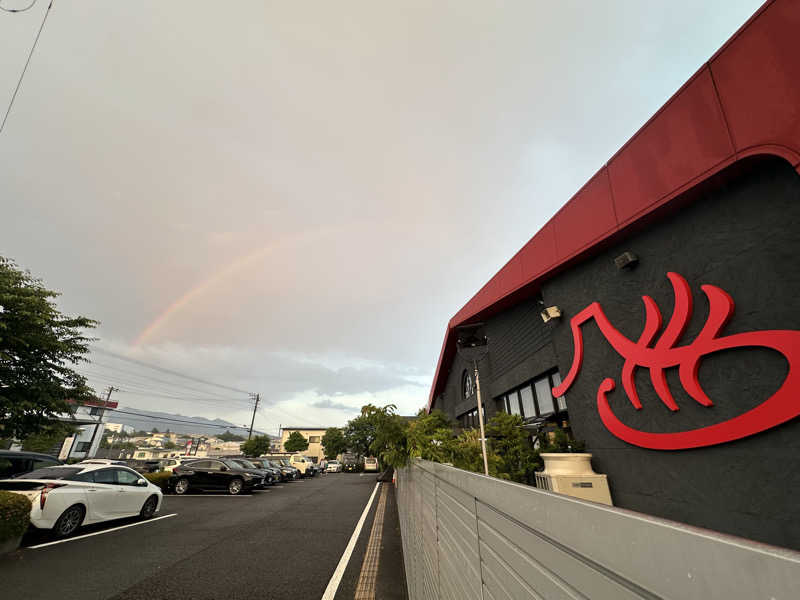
40;483;66;510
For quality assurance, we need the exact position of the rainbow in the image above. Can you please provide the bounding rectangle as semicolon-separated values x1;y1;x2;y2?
133;224;351;347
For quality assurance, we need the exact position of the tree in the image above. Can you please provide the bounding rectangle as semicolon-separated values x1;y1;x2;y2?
484;412;540;483
241;435;270;457
0;257;98;441
283;431;308;453
150;428;159;434
163;441;177;450
218;430;245;442
21;422;77;454
321;428;347;459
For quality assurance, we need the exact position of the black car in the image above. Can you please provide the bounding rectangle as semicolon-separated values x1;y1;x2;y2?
228;458;276;487
0;449;61;479
168;458;264;495
247;458;292;482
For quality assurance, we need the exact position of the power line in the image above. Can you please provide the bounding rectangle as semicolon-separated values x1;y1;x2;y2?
90;347;251;394
0;0;52;135
105;407;251;431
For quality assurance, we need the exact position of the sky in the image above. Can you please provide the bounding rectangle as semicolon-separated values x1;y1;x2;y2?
0;0;764;435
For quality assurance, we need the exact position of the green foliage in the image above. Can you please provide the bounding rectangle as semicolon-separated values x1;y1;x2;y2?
535;428;586;454
133;430;149;437
283;431;308;453
0;256;98;441
218;430;245;442
0;491;31;542
343;404;409;467
150;428;159;434
143;471;171;491
485;412;540;484
406;409;456;463
241;435;270;457
321;427;347;459
21;421;77;454
162;441;177;450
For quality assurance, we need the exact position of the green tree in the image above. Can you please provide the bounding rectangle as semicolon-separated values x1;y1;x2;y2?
163;441;177;450
150;428;159;434
321;427;347;459
218;430;245;442
283;431;308;452
21;422;77;454
484;412;540;483
0;257;98;440
241;435;270;456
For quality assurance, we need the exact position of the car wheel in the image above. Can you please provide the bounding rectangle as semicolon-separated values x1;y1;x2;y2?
174;477;190;495
53;504;85;538
140;495;158;519
228;478;244;495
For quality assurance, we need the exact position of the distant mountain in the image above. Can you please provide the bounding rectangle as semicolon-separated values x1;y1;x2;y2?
106;406;268;438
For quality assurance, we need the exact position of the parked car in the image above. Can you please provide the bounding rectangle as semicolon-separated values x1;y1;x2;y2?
161;456;202;473
364;457;379;473
326;460;342;473
288;455;317;477
168;458;263;495
128;459;167;474
0;463;163;538
264;457;300;480
0;450;61;479
248;458;294;481
342;453;360;473
228;458;276;487
79;459;128;466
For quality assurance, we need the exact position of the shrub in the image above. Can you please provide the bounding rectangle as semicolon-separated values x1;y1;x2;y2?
0;491;31;542
143;471;172;492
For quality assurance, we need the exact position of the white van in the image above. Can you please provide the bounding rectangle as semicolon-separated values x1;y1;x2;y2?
364;457;379;472
288;455;316;477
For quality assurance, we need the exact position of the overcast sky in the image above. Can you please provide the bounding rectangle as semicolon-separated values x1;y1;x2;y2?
0;0;763;435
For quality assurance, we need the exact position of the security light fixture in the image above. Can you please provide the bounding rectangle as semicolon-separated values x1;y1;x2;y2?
541;306;562;323
614;251;639;270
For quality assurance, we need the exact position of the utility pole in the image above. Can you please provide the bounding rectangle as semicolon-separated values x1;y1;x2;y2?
85;386;117;459
248;393;260;440
473;360;489;477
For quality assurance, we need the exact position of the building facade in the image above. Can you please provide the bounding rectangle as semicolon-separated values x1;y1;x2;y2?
279;428;328;463
429;0;800;551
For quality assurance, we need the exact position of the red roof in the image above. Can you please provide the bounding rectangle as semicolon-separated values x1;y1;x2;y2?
429;0;800;410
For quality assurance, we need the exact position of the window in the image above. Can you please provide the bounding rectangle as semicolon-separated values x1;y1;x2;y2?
136;452;146;458
76;442;92;452
207;461;224;470
497;370;567;418
94;469;117;484
89;407;100;416
191;461;212;469
459;408;480;429
115;469;140;485
309;436;320;444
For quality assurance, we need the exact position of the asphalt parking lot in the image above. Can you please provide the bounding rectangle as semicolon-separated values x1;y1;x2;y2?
0;472;407;600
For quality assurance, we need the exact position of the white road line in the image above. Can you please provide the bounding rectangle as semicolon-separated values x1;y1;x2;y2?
28;513;178;549
168;495;251;497
321;482;381;600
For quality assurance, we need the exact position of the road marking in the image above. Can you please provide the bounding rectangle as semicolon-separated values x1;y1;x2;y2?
169;495;251;498
321;482;381;600
354;485;388;599
28;513;178;549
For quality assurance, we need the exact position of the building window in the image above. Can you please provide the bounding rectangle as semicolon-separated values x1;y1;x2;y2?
462;370;475;399
496;371;567;419
309;436;321;444
76;442;92;452
89;407;100;416
458;408;479;429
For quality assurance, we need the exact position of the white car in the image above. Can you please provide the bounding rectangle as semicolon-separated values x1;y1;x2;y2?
161;456;201;472
0;463;163;538
326;460;342;473
364;457;379;472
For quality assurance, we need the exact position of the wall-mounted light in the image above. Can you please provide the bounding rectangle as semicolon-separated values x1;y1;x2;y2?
614;251;639;270
541;306;562;323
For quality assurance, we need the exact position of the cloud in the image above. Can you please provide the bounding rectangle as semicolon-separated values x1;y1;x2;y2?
308;398;359;412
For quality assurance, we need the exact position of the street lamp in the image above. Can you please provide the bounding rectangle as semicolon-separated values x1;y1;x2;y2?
455;323;490;477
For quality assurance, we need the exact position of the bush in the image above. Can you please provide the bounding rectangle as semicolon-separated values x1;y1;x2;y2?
0;491;31;542
143;471;172;492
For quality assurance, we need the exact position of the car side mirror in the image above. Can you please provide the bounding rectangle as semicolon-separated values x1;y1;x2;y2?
136;478;148;487
220;465;228;471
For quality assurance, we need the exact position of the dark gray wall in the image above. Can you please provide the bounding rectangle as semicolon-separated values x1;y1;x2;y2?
435;157;800;550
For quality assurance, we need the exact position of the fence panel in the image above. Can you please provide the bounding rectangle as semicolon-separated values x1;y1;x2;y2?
396;459;800;600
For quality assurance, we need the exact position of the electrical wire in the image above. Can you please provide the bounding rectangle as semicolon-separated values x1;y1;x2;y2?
0;0;52;134
90;347;252;394
105;407;251;431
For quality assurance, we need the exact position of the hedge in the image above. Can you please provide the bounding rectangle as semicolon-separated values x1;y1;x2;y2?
0;491;31;542
143;471;172;492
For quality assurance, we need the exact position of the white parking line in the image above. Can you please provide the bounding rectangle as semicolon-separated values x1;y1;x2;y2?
321;482;380;600
28;513;178;549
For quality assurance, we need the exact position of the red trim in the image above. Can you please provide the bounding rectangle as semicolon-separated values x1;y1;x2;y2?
429;0;800;411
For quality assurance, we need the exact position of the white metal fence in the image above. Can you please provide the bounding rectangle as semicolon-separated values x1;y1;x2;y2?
396;459;800;600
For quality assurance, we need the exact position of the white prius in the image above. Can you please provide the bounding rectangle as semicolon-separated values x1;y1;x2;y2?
0;463;163;538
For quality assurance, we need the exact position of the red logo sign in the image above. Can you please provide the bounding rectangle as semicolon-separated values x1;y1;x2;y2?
552;272;800;450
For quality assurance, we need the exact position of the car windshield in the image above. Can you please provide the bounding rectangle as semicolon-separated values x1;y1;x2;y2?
16;467;84;480
236;460;257;469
